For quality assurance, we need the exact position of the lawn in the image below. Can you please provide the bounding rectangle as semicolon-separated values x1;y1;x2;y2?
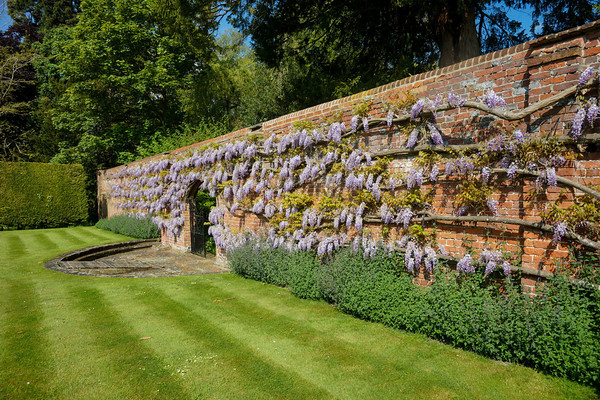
0;227;597;399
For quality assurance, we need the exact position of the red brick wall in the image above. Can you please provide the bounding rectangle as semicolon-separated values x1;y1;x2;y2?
98;20;600;287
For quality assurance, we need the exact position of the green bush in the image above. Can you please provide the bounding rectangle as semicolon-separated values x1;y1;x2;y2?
95;213;160;239
228;241;320;299
228;242;600;388
0;161;88;229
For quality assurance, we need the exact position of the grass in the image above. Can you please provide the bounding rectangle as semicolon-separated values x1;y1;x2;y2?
0;226;597;400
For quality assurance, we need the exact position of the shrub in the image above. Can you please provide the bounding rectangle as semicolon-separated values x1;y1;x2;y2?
227;242;600;388
228;241;320;300
95;213;160;239
0;161;88;229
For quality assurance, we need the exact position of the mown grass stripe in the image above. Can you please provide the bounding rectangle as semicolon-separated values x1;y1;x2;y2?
28;231;61;253
2;232;27;259
34;278;161;400
0;280;56;399
51;229;86;246
127;284;334;399
164;279;470;399
73;226;123;242
167;275;592;400
68;286;191;400
97;280;323;399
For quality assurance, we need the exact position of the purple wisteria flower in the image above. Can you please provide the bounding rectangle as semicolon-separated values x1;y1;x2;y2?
346;213;354;229
380;203;394;224
407;168;423;190
445;160;455;176
362;117;370;132
424;245;437;272
456;157;474;175
551;156;566;168
406;129;419;149
481;166;491;184
507;162;519;179
355;202;366;217
340;208;348;223
428;122;444;145
502;260;512;276
252;198;265;214
353;236;361;253
386;109;394;127
410;99;425;120
329;122;343;142
388;176;397;191
587;101;599;125
371;182;381;201
429;165;439;182
457;253;474;273
571;107;586;139
486;136;505;152
437;243;448;256
545;167;557;186
355;215;364;231
289;155;302;171
283;177;294;192
513;129;527;144
209;206;226;225
482;89;506;109
553;222;568;244
579;66;595;86
351;115;359;132
479;249;503;276
264;203;276;218
448;92;466;108
487;198;498;215
397;207;413;229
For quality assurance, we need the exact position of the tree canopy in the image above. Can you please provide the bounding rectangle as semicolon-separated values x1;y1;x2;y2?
229;0;599;108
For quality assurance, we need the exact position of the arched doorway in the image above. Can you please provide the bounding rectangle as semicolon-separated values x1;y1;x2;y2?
187;181;216;256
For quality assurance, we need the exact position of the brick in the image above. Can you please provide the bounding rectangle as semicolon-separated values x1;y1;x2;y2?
99;23;600;289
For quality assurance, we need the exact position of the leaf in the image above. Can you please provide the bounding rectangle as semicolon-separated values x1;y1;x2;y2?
139;336;151;340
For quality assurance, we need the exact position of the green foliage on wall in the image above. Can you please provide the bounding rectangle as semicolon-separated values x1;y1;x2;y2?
0;161;88;228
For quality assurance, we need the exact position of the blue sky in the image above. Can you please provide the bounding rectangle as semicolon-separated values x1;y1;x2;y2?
0;2;11;30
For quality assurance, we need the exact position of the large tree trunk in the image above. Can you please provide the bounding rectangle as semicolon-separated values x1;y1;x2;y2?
435;2;481;68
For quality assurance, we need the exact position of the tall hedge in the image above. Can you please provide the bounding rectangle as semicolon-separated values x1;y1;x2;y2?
0;162;88;228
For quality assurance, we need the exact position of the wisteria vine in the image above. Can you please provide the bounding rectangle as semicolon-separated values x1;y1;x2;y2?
108;66;600;277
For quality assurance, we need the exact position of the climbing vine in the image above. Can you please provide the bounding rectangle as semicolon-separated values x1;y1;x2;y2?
108;66;600;277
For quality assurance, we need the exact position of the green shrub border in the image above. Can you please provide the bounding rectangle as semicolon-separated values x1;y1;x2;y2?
0;162;88;229
95;213;160;239
228;241;600;389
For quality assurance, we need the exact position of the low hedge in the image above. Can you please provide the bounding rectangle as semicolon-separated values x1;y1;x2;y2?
228;241;600;388
95;213;160;239
0;162;88;229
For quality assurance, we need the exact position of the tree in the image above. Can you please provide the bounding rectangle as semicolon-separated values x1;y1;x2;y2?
0;23;40;160
35;0;216;167
8;0;80;32
182;29;295;129
229;0;599;109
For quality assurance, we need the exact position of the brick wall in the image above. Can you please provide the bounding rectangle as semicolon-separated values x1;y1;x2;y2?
98;20;600;289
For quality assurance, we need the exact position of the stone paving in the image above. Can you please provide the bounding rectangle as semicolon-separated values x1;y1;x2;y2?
48;244;228;278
